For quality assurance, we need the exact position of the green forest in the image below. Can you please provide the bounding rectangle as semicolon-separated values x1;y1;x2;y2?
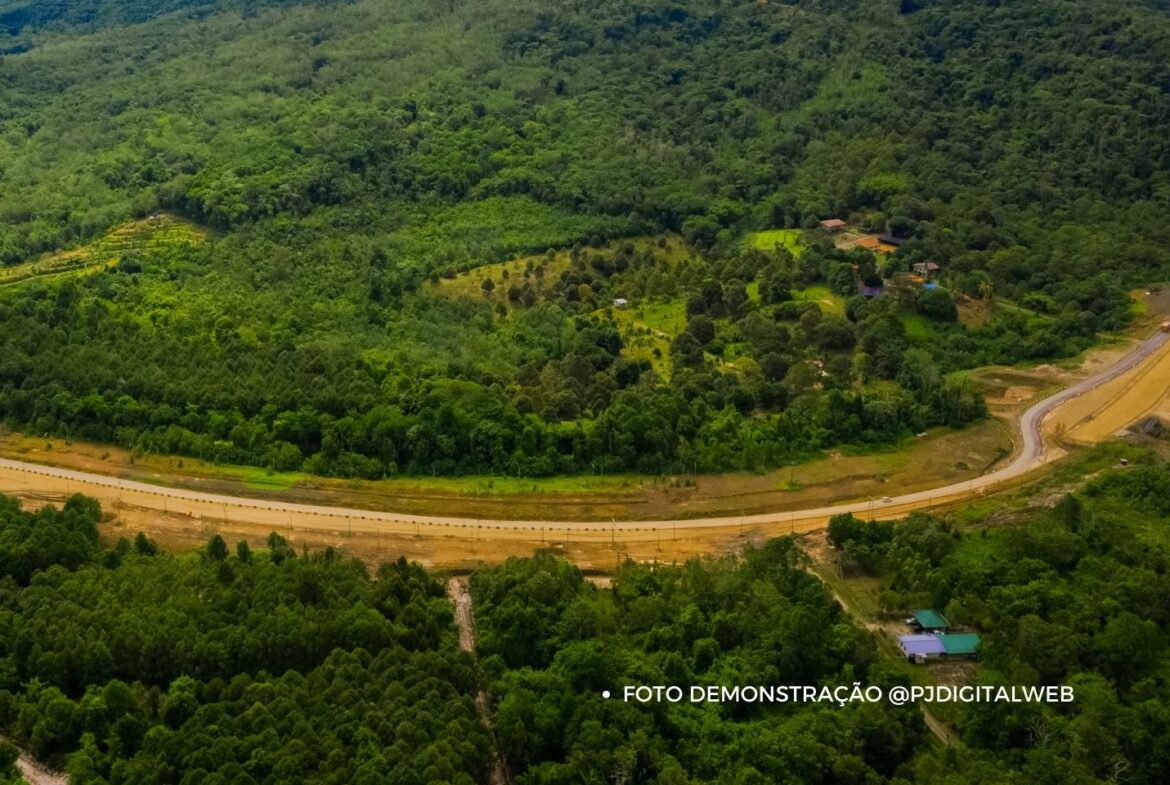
1;0;1169;478
823;451;1170;785
4;450;1170;783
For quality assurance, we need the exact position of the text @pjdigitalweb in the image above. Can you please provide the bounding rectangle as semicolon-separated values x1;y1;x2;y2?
610;684;1076;706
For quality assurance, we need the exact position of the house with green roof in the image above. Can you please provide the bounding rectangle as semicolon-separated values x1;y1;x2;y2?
938;633;981;659
910;609;950;632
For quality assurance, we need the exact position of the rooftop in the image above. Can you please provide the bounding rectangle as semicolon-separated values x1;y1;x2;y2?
939;633;981;655
899;634;946;656
913;609;950;629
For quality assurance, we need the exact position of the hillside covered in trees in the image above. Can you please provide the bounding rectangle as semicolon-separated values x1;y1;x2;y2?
1;0;1169;478
4;455;1170;783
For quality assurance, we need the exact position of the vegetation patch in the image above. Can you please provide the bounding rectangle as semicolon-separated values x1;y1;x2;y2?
749;228;806;256
813;453;1170;783
0;213;207;286
0;0;1164;484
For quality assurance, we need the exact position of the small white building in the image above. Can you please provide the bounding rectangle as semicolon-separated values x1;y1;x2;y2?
613;298;629;309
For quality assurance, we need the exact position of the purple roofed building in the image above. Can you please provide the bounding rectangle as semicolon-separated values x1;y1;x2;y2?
898;634;945;662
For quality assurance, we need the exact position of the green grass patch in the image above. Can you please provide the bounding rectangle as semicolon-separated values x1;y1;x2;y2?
793;285;846;317
609;299;686;378
902;313;938;341
158;450;647;496
232;467;308;491
749;228;806;256
628;300;686;335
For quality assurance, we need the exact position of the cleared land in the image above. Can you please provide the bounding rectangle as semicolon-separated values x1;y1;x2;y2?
430;234;690;307
748;228;805;255
0;213;207;286
1046;338;1170;444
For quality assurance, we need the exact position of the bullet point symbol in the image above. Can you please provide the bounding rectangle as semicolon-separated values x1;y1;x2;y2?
602;690;611;699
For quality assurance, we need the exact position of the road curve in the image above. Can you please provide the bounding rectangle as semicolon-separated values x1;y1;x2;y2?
1;330;1167;541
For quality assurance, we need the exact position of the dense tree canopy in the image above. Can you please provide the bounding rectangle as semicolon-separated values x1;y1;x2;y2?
5;458;1170;782
826;451;1170;785
0;0;1167;478
0;493;490;783
469;542;929;783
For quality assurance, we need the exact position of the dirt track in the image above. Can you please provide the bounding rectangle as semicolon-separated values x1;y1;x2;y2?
1;330;1167;567
447;578;509;785
0;735;66;785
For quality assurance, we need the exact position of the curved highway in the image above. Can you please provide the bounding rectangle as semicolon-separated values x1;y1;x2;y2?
1;330;1167;541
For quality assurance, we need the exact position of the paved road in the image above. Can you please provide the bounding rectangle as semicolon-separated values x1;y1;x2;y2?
1015;330;1170;466
1;330;1167;541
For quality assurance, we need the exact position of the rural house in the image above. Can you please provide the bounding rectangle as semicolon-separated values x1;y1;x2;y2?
912;261;941;279
908;609;950;633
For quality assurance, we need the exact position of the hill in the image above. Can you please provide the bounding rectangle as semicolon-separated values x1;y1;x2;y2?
0;0;1169;479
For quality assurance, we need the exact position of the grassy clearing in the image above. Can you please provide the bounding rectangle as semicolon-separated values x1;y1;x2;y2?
375;473;646;496
430;234;689;309
793;285;846;317
0;213;208;286
608;300;686;378
187;452;648;496
1129;288;1150;318
902;313;938;341
813;563;885;619
749;228;806;256
430;247;573;303
228;465;309;491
